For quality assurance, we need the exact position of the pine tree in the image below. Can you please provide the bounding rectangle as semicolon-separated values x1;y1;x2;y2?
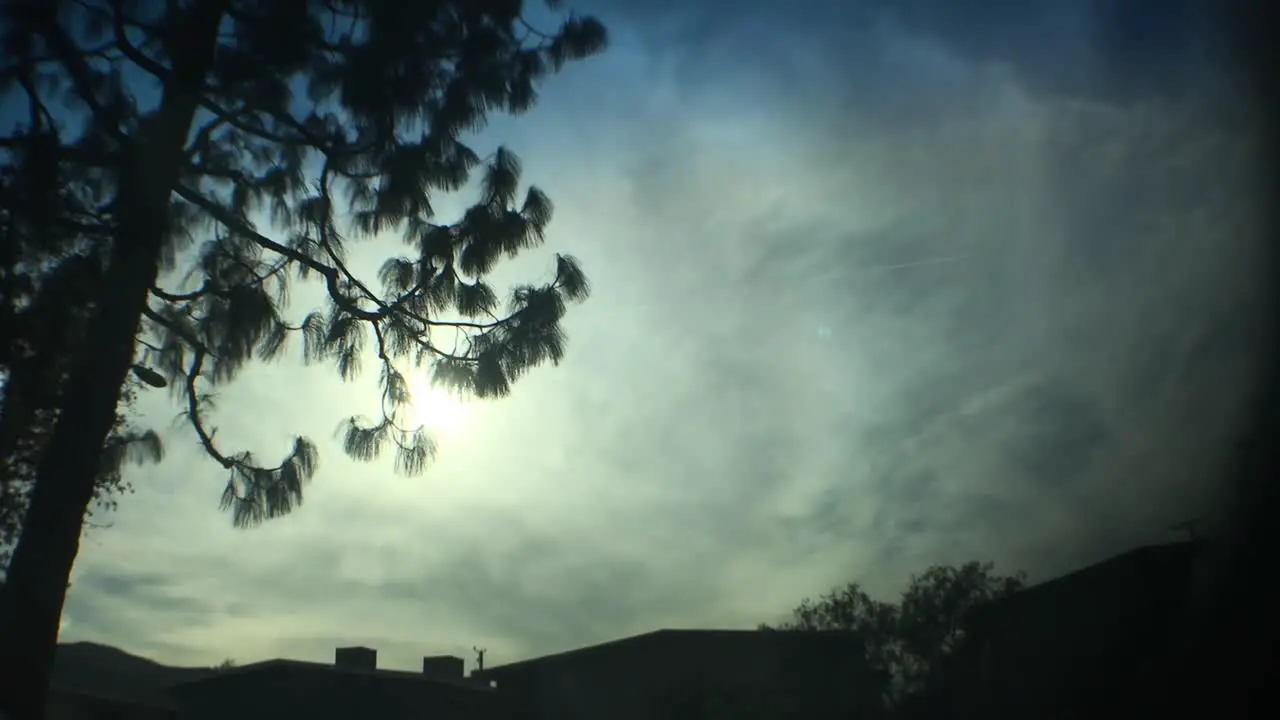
0;202;163;573
0;265;163;574
0;1;607;716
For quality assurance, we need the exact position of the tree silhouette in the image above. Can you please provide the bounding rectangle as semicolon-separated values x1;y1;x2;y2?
0;249;162;573
765;561;1026;711
0;1;608;717
892;562;1025;700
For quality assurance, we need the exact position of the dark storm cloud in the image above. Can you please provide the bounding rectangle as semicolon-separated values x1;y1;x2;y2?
603;0;1236;107
888;0;1232;102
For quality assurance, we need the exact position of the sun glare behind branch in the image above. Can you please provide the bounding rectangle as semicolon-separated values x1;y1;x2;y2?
406;376;472;433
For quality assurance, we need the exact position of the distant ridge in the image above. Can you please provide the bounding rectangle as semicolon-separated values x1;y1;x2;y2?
52;642;213;705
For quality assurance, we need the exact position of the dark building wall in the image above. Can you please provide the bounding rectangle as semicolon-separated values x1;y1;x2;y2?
46;691;174;720
931;542;1203;717
478;631;877;720
169;664;501;720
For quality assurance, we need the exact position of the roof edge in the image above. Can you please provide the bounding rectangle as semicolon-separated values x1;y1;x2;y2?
167;658;493;692
965;539;1208;627
473;628;866;676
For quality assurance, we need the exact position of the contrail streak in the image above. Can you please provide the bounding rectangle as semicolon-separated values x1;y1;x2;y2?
872;254;971;272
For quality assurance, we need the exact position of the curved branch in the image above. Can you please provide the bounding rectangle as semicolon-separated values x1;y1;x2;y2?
183;346;234;468
183;347;312;479
150;283;211;302
108;0;172;82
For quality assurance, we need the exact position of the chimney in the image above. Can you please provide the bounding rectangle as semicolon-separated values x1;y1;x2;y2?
334;646;377;670
421;655;465;679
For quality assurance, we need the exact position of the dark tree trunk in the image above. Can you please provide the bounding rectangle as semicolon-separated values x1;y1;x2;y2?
0;4;225;717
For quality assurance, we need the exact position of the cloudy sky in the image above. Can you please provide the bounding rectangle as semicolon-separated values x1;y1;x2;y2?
56;0;1269;671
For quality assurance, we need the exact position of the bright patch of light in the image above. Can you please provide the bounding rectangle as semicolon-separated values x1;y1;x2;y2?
405;377;471;433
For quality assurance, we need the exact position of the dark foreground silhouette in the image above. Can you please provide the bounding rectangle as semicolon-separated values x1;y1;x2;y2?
37;540;1219;719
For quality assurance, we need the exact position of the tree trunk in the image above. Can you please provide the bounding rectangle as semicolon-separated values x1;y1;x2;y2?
0;4;225;717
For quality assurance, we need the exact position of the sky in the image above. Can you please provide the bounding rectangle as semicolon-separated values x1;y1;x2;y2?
43;0;1269;671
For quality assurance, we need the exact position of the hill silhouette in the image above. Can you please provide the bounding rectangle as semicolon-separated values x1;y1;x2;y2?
51;642;212;705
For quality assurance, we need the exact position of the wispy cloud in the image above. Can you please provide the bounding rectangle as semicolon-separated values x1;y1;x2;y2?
59;0;1265;671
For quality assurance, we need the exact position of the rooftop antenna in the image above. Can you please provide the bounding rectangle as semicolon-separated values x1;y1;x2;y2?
1170;518;1201;541
473;646;487;673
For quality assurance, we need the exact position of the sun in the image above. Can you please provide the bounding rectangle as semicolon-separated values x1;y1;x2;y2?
405;378;471;433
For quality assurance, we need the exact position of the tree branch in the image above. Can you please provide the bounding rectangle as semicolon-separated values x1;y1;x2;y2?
108;0;172;82
141;305;213;356
196;98;306;147
185;114;229;158
183;346;234;468
35;15;129;144
171;182;357;305
150;284;210;302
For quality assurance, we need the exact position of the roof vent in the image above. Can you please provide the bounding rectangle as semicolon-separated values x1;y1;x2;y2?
421;655;464;678
335;646;377;670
